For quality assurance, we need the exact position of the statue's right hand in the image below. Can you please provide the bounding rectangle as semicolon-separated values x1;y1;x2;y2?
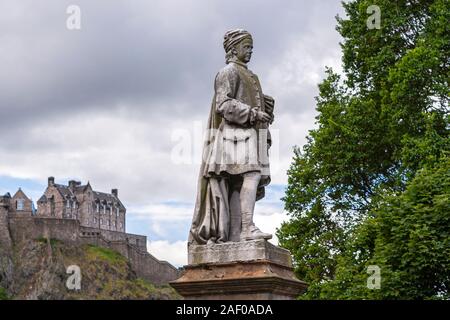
256;111;271;123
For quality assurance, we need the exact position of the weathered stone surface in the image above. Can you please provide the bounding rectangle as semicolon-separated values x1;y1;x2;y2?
170;260;307;300
172;239;307;300
188;239;292;267
7;239;181;300
1;180;181;289
37;177;126;233
0;194;14;290
189;29;275;245
0;194;13;251
7;216;180;286
172;29;308;300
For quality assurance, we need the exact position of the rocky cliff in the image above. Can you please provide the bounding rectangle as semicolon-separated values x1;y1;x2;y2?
0;238;180;300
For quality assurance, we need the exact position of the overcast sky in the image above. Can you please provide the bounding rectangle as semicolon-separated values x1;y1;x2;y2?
0;0;345;266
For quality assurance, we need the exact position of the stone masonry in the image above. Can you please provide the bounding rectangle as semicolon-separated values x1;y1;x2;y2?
0;178;181;285
37;177;125;232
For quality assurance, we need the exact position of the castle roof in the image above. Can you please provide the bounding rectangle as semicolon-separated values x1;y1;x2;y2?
74;185;88;193
54;184;76;199
47;181;124;210
12;188;31;202
93;191;125;210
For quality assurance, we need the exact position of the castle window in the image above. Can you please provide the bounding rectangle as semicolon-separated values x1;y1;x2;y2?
107;220;110;227
116;208;120;217
94;217;97;224
66;201;70;209
17;199;25;211
103;205;106;215
100;218;103;225
72;201;76;209
50;197;55;216
96;203;99;213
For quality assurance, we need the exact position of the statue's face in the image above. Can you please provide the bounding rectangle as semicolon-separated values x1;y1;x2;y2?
234;38;253;63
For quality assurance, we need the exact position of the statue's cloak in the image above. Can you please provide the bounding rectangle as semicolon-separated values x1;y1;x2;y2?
188;93;270;245
188;94;229;245
189;61;273;245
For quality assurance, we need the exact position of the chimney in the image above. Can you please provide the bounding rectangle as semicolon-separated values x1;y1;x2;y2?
68;180;77;190
48;177;55;186
0;193;11;208
111;189;118;198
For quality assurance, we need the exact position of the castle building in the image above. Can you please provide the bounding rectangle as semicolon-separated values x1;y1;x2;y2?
10;188;35;215
37;177;125;232
0;177;181;285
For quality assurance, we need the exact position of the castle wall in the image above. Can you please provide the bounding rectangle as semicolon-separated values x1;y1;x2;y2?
8;216;80;245
127;245;180;285
80;226;147;251
7;216;181;284
0;196;14;289
0;200;13;251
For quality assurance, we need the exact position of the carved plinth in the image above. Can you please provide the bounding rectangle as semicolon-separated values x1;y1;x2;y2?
170;240;307;300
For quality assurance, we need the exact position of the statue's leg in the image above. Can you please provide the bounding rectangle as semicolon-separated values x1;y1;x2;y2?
229;176;242;242
240;171;272;241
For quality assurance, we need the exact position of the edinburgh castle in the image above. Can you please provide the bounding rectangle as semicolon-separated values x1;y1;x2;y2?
0;177;180;286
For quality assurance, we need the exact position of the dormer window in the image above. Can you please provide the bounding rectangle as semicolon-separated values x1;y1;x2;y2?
116;208;120;217
17;199;25;211
66;200;71;209
96;203;99;213
72;201;77;209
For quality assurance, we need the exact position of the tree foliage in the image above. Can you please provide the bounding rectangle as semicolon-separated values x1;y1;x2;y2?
278;0;449;299
311;157;450;299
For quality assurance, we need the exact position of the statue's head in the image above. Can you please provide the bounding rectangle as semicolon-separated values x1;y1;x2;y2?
223;29;253;64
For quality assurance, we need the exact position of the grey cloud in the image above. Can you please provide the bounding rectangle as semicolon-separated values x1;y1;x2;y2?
0;0;343;130
0;0;344;206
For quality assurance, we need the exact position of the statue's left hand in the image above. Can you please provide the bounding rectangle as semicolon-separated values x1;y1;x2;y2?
256;111;272;123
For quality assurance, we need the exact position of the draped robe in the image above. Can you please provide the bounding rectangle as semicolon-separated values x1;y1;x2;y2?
188;61;273;245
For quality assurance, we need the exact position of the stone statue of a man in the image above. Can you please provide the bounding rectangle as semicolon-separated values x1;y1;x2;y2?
189;29;275;245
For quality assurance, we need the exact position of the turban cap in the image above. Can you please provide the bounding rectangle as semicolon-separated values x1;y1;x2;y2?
223;29;252;53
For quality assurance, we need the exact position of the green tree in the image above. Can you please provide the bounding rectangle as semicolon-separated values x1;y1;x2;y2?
313;157;450;299
278;0;449;299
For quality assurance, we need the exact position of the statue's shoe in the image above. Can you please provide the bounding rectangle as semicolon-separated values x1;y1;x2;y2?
240;225;272;241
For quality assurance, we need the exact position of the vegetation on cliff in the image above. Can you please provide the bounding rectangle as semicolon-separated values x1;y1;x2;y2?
2;240;180;300
0;286;8;300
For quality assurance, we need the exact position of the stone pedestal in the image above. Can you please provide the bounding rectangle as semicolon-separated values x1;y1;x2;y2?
170;240;307;300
